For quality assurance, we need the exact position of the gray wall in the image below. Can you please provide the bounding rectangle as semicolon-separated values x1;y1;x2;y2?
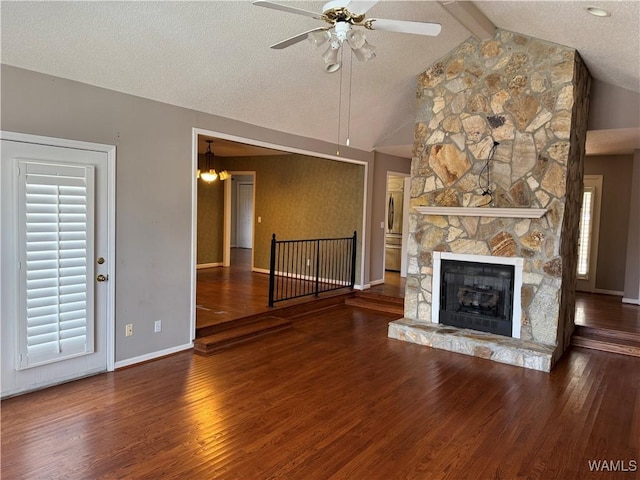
624;150;640;301
588;80;640;130
1;65;376;364
369;152;411;283
584;154;634;292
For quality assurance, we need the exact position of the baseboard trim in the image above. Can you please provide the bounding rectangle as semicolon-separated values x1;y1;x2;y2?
114;342;193;369
622;297;640;305
369;278;385;286
197;262;223;269
592;289;624;296
252;268;361;290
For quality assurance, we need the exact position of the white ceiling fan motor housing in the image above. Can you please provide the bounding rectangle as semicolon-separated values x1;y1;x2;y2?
333;21;352;43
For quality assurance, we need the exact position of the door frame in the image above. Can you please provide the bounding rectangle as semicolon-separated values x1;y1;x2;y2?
0;131;116;373
190;127;369;339
227;172;256;259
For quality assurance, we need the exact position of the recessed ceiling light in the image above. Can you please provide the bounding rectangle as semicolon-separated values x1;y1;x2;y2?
586;6;611;17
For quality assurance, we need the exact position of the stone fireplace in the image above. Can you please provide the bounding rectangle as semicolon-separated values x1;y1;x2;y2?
388;30;591;371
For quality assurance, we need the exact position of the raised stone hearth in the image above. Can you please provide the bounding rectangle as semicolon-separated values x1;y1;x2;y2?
388;320;554;371
389;29;591;371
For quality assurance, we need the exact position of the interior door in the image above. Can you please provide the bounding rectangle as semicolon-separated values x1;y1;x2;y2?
236;182;254;249
1;137;112;397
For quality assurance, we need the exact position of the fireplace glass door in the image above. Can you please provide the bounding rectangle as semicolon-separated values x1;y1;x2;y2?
439;260;514;337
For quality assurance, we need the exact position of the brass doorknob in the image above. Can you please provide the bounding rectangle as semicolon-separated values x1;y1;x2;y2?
96;274;108;282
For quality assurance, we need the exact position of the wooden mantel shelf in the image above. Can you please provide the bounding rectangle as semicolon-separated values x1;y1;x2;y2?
414;206;547;218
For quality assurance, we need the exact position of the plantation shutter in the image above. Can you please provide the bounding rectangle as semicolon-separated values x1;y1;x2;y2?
577;186;595;279
17;161;96;369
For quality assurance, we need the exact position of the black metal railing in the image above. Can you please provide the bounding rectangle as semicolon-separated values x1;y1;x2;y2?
268;231;357;307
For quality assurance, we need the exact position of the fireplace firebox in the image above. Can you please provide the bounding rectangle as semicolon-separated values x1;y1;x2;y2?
439;260;515;337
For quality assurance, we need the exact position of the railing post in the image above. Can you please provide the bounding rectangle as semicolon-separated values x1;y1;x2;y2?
350;231;357;289
314;239;321;297
268;233;276;307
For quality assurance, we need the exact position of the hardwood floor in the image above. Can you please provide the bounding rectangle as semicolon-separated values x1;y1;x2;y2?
4;254;636;478
199;252;638;337
197;250;406;330
2;305;638;479
196;249;270;328
576;291;640;333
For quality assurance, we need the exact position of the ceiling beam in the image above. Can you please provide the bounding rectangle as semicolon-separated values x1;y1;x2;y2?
438;1;496;40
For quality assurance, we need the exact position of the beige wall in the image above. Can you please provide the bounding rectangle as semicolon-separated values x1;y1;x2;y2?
216;155;365;280
584;154;634;292
197;167;225;265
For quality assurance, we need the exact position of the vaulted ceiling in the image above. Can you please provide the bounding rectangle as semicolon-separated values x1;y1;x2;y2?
2;1;639;157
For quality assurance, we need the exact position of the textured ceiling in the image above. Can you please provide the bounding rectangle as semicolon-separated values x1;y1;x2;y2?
1;1;639;157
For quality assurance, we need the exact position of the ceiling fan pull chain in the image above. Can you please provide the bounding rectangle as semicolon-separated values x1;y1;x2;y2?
346;50;353;147
336;47;344;155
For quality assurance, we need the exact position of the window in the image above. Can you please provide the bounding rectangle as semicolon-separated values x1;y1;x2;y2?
577;186;595;279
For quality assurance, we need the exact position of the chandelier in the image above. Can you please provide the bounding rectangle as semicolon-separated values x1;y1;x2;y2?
198;140;230;182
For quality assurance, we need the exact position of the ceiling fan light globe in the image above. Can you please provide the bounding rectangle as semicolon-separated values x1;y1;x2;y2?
308;30;330;47
346;29;366;49
322;44;341;65
325;62;342;73
352;39;376;61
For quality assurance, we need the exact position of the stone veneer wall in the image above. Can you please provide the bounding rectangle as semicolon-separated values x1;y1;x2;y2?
397;30;591;369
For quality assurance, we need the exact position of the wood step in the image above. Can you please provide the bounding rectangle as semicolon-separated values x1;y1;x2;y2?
194;316;291;356
196;291;350;338
344;294;404;316
571;327;640;358
574;325;640;343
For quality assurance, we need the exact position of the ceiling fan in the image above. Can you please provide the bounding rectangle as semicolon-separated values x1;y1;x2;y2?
253;0;442;72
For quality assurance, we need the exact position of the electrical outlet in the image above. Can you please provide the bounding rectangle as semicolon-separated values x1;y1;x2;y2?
154;320;162;333
125;324;133;337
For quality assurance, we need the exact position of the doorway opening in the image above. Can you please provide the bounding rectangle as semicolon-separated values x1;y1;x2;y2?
226;172;256;269
191;128;369;339
383;172;410;282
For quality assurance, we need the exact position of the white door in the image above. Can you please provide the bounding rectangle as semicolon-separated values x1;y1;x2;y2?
1;135;114;397
236;183;254;249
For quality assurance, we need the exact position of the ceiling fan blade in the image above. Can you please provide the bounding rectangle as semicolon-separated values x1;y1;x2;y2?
270;27;329;49
345;1;379;14
367;18;442;36
253;1;324;20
